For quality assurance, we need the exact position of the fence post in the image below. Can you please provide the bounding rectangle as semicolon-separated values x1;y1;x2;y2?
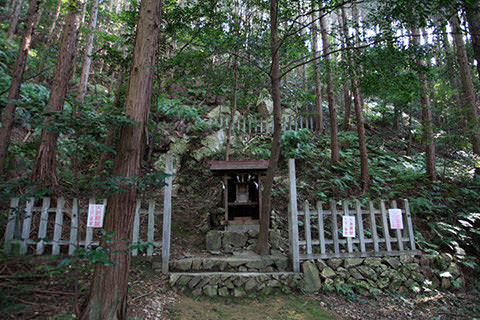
20;198;34;255
52;198;65;255
68;199;79;255
162;153;173;273
288;158;300;272
4;198;19;254
36;197;51;255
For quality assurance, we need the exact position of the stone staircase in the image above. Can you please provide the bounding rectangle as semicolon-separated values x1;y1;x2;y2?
155;251;302;297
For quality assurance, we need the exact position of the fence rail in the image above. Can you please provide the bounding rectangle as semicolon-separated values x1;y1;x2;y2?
210;115;316;134
288;158;419;272
3;155;173;273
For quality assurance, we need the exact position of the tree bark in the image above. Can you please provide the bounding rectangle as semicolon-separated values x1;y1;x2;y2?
255;0;282;255
464;0;480;81
0;0;43;176
450;13;480;162
77;0;101;104
31;0;85;187
79;1;162;319
411;27;437;181
225;57;238;161
7;0;24;40
320;4;340;165
311;1;324;133
341;7;370;190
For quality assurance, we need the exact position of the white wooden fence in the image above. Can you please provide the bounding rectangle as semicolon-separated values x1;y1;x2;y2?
211;115;316;134
288;158;420;272
3;155;173;273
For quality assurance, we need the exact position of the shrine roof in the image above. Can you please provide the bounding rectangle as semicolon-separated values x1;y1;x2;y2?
209;160;269;173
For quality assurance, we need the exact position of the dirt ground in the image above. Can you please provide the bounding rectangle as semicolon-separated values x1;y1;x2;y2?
1;256;479;320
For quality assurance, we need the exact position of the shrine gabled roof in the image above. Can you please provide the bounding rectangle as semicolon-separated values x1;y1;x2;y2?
209;160;269;173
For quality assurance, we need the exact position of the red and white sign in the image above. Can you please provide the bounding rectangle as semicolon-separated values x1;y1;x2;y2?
388;209;404;229
343;216;356;238
87;204;105;228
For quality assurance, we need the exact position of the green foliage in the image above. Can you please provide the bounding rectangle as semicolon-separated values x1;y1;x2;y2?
281;129;314;159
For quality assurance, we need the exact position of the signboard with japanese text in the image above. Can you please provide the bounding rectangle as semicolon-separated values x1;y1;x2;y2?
87;204;105;228
388;208;404;229
342;216;356;238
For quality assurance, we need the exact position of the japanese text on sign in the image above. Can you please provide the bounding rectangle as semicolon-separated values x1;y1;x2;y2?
388;208;404;229
87;204;105;228
342;216;356;238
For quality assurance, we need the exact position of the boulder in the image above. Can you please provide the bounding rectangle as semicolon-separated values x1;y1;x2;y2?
203;285;218;297
223;231;248;249
344;258;363;268
218;287;229;297
245;278;258;291
327;259;343;270
384;257;401;269
321;267;336;279
205;231;222;251
233;288;246;297
175;259;193;271
358;266;377;280
301;260;322;293
364;257;382;268
316;260;328;271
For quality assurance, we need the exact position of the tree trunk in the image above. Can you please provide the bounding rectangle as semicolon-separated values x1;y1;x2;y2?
341;7;370;190
464;1;480;83
77;0;101;104
411;27;437;181
0;0;43;176
225;57;238;161
342;83;352;130
7;0;24;40
31;0;85;187
255;0;282;255
320;4;340;165
79;1;162;319
450;14;480;162
311;1;324;133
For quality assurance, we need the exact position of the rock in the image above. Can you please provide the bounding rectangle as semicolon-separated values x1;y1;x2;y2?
223;231;248;249
446;263;461;279
269;230;282;249
175;259;193;271
192;259;203;271
431;276;440;289
192;288;202;296
256;89;273;117
327;259;343;270
364;257;382;268
405;263;420;271
203;259;216;270
203;285;218;297
411;271;424;283
247;230;259;238
301;260;322;293
390;279;403;290
169;274;181;286
188;276;202;289
321;267;336;279
245;278;257;291
335;267;349;279
324;278;334;287
384;257;401;269
246;259;264;270
399;255;415;264
358;266;377;280
350;268;365;280
316;260;328;271
377;277;390;289
218;287;229;297
271;255;289;271
205;231;222;251
267;280;281;287
344;258;363;269
233;288;246;297
239;266;248;272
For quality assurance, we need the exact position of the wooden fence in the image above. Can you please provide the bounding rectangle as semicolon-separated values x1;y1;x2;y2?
288;158;420;272
3;155;174;273
210;115;316;134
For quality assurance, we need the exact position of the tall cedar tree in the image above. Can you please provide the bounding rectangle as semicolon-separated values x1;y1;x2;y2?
341;6;370;189
0;0;43;175
255;0;282;255
31;0;84;188
320;5;340;165
311;1;324;133
79;1;163;319
449;13;480;167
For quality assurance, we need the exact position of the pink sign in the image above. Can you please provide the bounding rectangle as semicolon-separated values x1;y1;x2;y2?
388;209;404;229
342;216;356;238
87;204;105;228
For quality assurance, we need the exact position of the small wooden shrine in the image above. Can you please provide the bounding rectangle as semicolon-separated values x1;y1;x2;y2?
209;160;269;231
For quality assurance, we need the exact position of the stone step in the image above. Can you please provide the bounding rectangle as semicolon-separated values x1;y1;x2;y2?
162;253;290;273
169;272;302;297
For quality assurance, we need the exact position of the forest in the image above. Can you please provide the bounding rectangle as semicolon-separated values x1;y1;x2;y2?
1;0;480;319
